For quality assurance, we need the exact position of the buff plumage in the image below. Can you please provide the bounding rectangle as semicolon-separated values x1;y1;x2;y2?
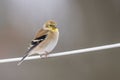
17;20;59;65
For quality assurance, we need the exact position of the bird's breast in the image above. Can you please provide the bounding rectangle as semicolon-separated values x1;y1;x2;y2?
34;31;59;53
44;31;59;52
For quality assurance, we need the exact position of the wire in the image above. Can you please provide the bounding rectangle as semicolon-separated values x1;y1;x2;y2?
0;43;120;63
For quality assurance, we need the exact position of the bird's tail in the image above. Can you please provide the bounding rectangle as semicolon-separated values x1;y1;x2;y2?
17;53;29;66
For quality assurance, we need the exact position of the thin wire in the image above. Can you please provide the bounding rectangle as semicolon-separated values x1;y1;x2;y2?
0;43;120;63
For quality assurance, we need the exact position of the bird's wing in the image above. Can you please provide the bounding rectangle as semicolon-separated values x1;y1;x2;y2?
35;28;48;39
28;28;48;51
18;29;48;65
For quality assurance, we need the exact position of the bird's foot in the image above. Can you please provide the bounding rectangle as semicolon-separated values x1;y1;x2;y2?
39;51;49;59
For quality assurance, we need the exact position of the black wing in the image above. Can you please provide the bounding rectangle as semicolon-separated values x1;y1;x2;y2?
28;34;47;52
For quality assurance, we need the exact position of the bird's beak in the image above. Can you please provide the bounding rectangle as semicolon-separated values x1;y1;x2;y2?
52;26;57;29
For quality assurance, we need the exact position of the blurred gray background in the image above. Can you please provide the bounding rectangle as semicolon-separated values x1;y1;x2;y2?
0;0;120;80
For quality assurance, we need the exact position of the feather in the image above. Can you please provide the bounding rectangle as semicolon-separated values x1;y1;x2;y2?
28;34;48;51
35;28;48;39
18;28;48;65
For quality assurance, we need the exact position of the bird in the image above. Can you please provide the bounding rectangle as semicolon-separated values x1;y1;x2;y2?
17;20;59;65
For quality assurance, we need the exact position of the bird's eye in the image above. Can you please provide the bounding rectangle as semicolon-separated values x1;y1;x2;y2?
49;25;53;27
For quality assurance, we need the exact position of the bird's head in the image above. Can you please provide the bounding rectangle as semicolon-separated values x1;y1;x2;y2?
43;20;58;32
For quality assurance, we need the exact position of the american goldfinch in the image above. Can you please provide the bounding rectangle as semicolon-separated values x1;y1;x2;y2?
18;20;59;65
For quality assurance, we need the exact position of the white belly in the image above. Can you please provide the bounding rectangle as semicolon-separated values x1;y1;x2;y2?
32;31;59;55
44;38;58;52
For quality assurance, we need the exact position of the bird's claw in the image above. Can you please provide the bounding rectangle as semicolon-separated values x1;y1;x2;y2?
40;51;49;59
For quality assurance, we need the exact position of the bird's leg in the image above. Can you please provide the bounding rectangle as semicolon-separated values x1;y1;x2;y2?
44;51;49;58
39;51;49;59
39;54;43;58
